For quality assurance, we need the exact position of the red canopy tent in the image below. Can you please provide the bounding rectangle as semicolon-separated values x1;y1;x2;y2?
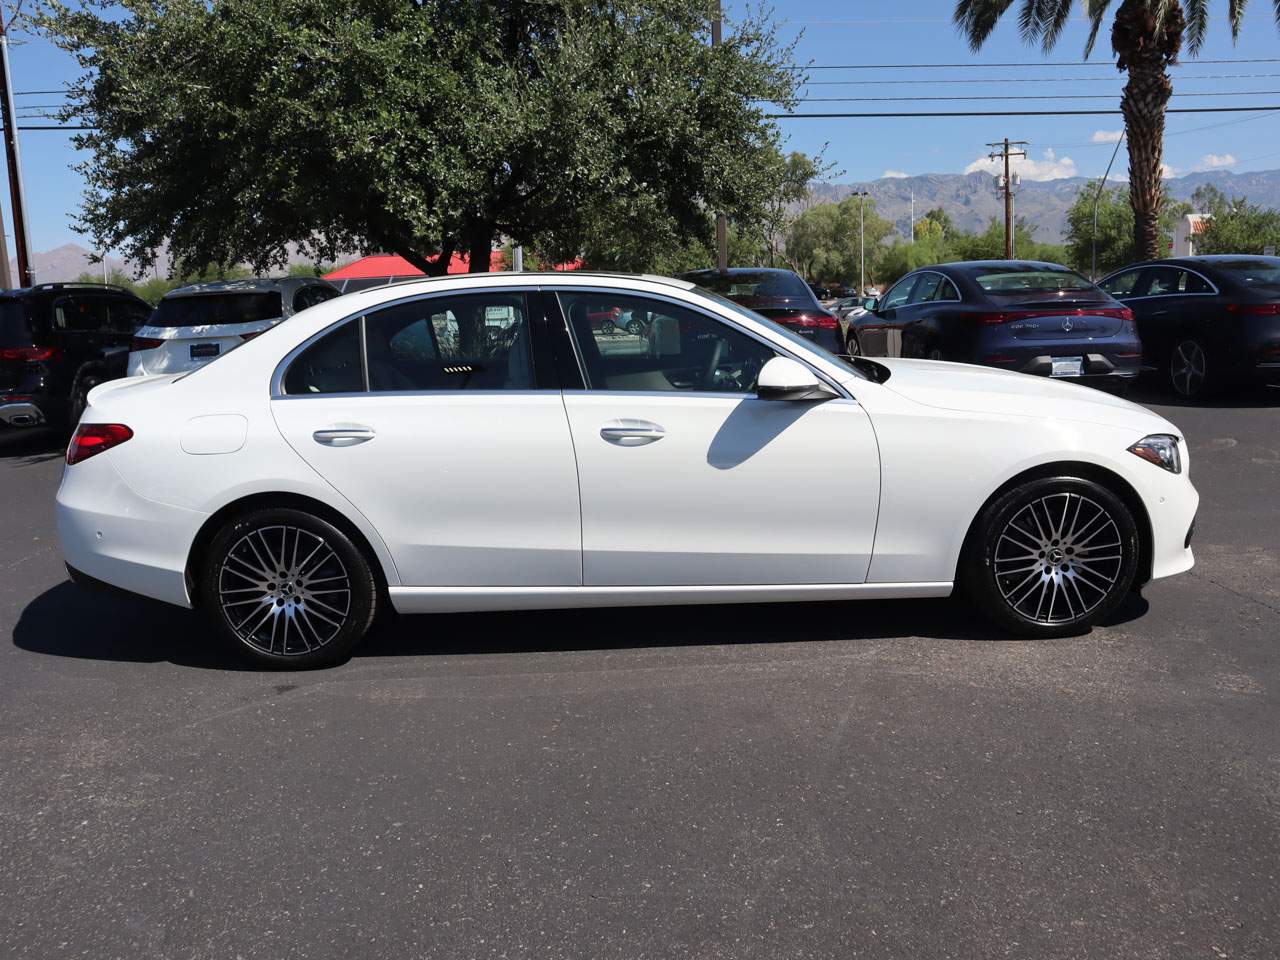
324;252;582;291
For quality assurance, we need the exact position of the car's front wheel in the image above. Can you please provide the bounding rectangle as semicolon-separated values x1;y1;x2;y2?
199;507;378;667
962;477;1140;638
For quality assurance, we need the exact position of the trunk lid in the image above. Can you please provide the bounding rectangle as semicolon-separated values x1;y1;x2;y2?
986;299;1131;341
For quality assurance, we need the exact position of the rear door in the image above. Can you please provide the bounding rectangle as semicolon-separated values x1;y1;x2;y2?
270;288;582;587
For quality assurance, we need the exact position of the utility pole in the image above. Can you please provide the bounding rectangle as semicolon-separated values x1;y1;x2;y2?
986;138;1027;260
909;190;914;244
852;189;870;295
0;1;32;287
712;3;728;273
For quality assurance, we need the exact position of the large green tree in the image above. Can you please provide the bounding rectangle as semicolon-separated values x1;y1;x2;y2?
954;0;1280;260
783;196;895;284
1195;197;1280;255
1064;181;1190;276
41;0;799;276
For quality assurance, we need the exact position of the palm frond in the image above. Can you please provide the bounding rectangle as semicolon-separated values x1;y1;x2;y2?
1228;0;1246;41
1081;0;1113;59
1274;0;1280;33
1041;0;1076;50
1184;0;1209;54
953;0;1019;52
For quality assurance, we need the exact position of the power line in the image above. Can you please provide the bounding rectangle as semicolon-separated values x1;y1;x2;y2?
801;57;1280;70
802;72;1280;86
771;105;1280;118
794;90;1280;103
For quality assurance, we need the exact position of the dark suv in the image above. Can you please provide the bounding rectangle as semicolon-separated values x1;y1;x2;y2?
0;282;152;431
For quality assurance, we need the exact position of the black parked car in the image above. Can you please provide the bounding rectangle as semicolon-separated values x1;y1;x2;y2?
682;267;846;356
0;282;152;431
852;260;1141;391
1098;255;1280;399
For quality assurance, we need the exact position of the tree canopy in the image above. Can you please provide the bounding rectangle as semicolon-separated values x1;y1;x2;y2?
1064;181;1190;277
42;0;801;276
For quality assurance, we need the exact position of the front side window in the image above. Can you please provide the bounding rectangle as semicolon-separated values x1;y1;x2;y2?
560;291;776;394
364;292;533;391
881;276;916;310
1100;270;1143;297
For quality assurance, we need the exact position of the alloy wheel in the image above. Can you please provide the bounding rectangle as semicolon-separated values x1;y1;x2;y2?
1170;339;1207;398
992;492;1123;625
217;524;352;656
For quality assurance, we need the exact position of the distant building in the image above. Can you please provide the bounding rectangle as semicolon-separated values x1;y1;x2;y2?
1173;214;1210;257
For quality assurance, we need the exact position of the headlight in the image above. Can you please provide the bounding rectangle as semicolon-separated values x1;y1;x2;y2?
1128;434;1182;474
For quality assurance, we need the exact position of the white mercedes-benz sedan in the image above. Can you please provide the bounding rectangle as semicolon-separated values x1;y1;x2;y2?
56;271;1198;667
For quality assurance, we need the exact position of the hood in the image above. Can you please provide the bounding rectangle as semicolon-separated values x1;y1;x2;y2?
868;358;1176;434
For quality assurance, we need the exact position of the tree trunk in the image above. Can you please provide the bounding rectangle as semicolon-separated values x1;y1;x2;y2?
412;238;454;277
466;227;494;273
1113;0;1182;261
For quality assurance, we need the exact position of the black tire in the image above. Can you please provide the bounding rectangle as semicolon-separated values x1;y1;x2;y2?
1167;337;1214;400
626;319;643;335
198;507;378;668
844;332;861;357
961;476;1140;638
67;372;100;429
600;320;616;335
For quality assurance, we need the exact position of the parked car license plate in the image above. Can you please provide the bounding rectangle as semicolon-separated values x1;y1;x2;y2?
190;342;220;360
1051;357;1083;377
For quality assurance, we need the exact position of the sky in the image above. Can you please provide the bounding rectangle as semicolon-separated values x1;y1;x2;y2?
6;0;1280;255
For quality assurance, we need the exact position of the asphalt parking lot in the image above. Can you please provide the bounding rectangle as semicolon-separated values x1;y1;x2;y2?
1;383;1277;960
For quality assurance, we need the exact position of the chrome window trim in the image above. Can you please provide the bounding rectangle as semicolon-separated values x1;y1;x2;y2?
270;285;546;398
907;269;962;305
550;285;853;401
1100;265;1220;299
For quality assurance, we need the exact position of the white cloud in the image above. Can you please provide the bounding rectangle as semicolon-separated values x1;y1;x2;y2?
1092;130;1123;144
881;169;909;179
1161;162;1177;179
963;147;1078;181
1192;153;1236;171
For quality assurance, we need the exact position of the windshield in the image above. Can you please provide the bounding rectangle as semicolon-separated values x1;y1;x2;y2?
150;292;283;328
696;288;873;381
684;270;819;309
1212;258;1280;288
969;265;1096;295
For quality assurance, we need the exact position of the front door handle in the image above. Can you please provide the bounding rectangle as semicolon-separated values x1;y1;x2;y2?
600;419;665;447
313;426;375;447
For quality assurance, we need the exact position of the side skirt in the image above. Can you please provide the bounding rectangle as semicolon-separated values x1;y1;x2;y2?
389;582;954;615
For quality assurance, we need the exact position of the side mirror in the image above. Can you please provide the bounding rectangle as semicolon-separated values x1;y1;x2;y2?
862;297;879;312
756;356;836;402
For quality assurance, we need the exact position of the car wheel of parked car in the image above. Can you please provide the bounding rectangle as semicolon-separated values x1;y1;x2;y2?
67;371;101;429
600;320;616;335
1168;337;1211;399
199;507;378;668
626;319;644;335
844;333;861;356
962;476;1139;638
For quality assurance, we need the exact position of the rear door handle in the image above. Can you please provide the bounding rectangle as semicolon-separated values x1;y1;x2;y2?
313;426;375;447
600;419;665;446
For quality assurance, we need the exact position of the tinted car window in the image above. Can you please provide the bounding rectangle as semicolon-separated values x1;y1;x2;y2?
1100;270;1143;297
151;292;284;327
911;273;943;304
0;300;30;345
561;292;775;394
282;320;364;394
1210;259;1280;288
364;292;533;392
1181;271;1214;294
109;299;151;331
293;285;340;313
683;270;819;310
54;297;113;332
970;266;1095;294
881;276;916;310
1145;267;1182;296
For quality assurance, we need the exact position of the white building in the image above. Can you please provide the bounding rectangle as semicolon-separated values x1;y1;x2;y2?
1173;214;1210;257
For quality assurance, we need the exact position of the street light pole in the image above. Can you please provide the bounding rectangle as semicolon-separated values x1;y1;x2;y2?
854;189;870;295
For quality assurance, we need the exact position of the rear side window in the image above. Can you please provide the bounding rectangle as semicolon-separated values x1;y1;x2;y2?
151;292;283;328
53;296;115;332
282;320;364;394
910;274;943;304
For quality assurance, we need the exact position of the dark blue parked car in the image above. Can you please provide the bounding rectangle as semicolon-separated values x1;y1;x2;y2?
852;260;1141;391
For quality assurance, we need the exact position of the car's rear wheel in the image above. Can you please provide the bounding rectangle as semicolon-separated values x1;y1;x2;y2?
199;508;378;668
1168;337;1211;399
844;332;861;356
962;477;1139;638
67;372;100;428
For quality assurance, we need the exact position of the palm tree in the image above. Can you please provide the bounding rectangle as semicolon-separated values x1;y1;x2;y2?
954;0;1280;260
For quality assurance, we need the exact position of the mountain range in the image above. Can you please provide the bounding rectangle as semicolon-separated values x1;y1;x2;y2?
15;167;1280;282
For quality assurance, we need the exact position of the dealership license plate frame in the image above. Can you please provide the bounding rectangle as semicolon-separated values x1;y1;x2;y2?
1051;356;1084;378
190;342;220;361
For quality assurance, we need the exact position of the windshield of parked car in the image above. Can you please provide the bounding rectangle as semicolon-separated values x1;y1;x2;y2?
1211;259;1280;290
969;266;1097;295
150;292;284;327
685;271;820;309
695;288;883;382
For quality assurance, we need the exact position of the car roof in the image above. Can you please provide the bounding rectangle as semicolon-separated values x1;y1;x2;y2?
680;267;795;278
3;282;146;300
161;276;334;299
936;259;1072;271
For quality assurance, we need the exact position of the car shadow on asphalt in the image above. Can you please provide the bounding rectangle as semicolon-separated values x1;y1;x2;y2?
0;429;66;465
13;578;1151;670
1126;379;1279;409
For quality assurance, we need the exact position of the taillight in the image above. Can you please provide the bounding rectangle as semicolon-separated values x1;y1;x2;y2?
978;306;1132;325
0;345;61;362
66;423;133;465
129;336;165;351
784;313;839;329
1226;302;1280;315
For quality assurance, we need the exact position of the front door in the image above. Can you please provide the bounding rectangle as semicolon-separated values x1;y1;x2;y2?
554;290;881;586
270;290;582;587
